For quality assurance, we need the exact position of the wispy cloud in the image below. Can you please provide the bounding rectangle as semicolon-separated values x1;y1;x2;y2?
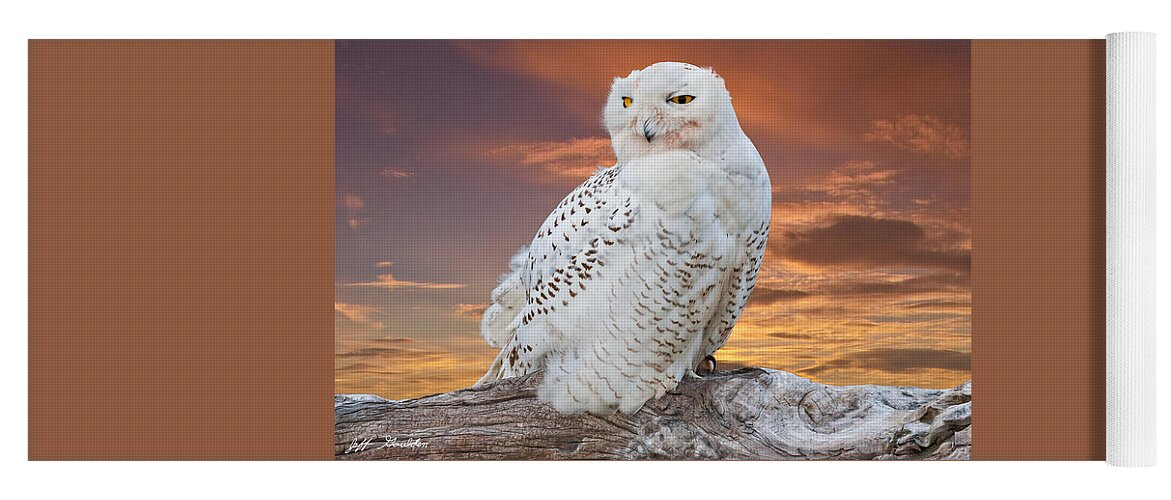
488;137;615;183
747;287;811;306
865;115;968;160
780;160;903;205
380;168;414;179
334;336;497;397
452;303;488;320
802;348;971;376
343;194;365;210
822;273;971;296
334;302;385;329
901;299;971;310
343;194;366;229
344;261;464;290
346;273;465;290
335;337;417;360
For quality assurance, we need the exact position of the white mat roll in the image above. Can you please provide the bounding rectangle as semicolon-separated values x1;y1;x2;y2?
1106;31;1156;467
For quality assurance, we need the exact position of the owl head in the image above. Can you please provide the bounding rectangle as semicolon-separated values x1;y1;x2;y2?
604;62;737;161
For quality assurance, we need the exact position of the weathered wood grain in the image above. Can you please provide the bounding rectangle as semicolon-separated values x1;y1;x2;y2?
335;368;970;460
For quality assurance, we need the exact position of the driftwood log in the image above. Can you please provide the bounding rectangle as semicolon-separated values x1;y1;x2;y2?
335;368;971;460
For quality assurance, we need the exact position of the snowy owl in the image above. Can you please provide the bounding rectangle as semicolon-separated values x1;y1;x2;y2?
476;62;771;415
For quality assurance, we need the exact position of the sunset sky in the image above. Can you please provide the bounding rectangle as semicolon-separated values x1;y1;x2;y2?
335;40;971;399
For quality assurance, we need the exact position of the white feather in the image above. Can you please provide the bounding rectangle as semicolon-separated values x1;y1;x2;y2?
479;247;528;349
477;62;772;416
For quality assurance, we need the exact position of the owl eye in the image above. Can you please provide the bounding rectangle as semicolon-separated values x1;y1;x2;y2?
668;95;695;105
622;97;633;108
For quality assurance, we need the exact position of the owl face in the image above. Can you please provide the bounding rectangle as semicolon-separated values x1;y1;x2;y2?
604;62;733;161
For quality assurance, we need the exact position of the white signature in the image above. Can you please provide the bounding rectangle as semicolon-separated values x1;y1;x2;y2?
344;436;429;454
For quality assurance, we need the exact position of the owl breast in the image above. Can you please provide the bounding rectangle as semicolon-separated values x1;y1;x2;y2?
477;147;767;415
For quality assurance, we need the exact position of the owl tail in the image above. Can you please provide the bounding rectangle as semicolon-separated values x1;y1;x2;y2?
475;354;504;387
475;333;533;387
475;346;509;387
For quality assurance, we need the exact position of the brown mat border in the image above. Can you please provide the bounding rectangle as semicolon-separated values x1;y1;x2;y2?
971;39;1106;460
29;40;1105;460
29;40;335;459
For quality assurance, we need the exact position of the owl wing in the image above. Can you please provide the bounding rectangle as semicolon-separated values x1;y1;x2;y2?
701;218;770;359
476;165;636;382
517;166;636;333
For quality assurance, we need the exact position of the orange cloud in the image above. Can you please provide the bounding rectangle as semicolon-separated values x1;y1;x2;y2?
452;303;488;320
781;160;904;206
344;262;464;290
451;41;969;151
747;287;811;306
802;348;970;377
346;273;464;290
334;302;384;329
487;137;615;183
718;312;970;389
865;115;968;160
343;194;366;229
334;336;497;398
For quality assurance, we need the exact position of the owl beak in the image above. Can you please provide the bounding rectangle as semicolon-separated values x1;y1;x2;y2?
641;118;656;142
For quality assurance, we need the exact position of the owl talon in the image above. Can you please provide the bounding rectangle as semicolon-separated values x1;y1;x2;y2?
703;355;717;375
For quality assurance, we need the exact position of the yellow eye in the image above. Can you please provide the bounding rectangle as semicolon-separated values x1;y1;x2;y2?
622;96;633;108
669;95;695;104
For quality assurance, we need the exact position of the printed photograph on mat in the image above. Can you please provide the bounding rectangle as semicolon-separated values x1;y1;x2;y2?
334;40;972;460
